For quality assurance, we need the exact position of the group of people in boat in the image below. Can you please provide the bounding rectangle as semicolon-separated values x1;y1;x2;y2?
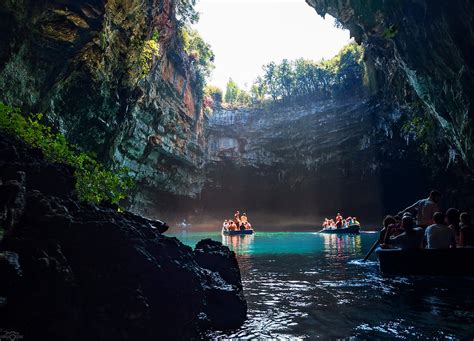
223;211;253;231
380;190;474;249
322;213;360;229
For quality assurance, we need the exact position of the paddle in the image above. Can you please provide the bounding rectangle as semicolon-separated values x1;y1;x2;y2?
363;222;394;261
362;239;379;262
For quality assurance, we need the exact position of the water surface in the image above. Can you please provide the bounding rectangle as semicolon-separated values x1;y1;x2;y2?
168;230;474;339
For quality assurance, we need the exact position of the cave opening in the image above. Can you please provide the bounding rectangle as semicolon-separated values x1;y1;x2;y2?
151;0;434;229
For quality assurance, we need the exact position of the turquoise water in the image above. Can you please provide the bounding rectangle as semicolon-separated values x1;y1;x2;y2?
167;230;474;339
170;231;368;255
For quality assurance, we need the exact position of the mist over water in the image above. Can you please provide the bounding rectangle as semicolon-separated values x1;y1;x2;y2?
168;231;474;339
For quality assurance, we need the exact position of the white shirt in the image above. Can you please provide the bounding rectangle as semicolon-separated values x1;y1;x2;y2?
425;224;456;249
415;198;439;226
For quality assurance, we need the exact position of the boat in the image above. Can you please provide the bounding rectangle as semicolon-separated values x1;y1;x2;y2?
376;247;474;276
319;224;360;234
222;228;254;236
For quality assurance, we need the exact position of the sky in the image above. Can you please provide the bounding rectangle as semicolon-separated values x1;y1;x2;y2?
193;0;352;91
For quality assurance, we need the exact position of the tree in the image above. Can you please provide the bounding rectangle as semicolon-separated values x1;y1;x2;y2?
225;78;239;103
250;76;267;103
277;59;295;99
205;85;223;106
176;0;200;26
263;62;280;101
225;42;365;106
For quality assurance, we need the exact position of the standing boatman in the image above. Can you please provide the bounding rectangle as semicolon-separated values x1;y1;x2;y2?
398;190;441;228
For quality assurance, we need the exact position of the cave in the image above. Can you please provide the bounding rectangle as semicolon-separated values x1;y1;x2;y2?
1;0;474;340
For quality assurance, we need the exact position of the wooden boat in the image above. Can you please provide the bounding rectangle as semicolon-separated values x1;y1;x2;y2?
222;228;254;236
319;224;360;234
376;247;474;276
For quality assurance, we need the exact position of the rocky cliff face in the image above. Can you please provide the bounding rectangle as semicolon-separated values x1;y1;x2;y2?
0;0;206;216
203;97;433;222
0;132;247;340
306;0;474;171
1;0;473;218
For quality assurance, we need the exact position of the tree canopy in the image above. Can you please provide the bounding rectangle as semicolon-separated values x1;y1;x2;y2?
207;42;365;111
258;42;365;102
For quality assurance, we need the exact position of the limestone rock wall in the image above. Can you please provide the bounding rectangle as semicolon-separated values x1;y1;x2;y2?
0;0;206;216
306;0;474;170
203;98;432;221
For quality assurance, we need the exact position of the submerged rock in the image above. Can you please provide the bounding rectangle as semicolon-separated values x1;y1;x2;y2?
0;133;247;340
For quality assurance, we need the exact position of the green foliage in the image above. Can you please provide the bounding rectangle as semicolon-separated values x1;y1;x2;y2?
138;38;160;78
250;42;365;104
402;113;437;155
179;25;215;102
205;85;223;105
0;103;134;205
224;79;251;106
176;0;200;26
250;76;267;103
224;78;239;103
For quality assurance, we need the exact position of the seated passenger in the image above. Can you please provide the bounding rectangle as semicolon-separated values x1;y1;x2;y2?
425;212;456;249
223;219;229;230
446;208;461;241
379;215;396;244
240;213;248;226
229;221;237;231
460;212;474;247
388;216;424;249
353;217;360;225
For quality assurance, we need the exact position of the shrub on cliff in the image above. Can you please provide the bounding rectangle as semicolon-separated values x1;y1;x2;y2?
0;103;134;205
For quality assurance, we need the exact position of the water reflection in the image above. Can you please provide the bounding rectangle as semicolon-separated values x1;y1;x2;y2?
169;231;474;339
321;233;362;260
222;234;255;254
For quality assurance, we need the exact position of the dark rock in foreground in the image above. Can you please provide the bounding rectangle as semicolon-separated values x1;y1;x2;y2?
0;133;247;340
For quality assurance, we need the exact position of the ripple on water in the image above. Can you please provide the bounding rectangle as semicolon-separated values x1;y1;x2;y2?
168;231;474;340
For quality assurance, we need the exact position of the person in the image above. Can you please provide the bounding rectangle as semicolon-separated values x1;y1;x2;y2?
460;212;474;247
234;211;241;226
379;215;396;244
335;213;343;229
240;213;248;226
387;216;424;249
399;190;441;228
229;220;237;231
446;208;460;240
223;219;229;230
322;218;329;228
353;217;360;225
346;217;353;225
424;212;456;249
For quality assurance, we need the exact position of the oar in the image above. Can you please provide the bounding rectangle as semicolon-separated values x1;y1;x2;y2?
362;239;379;262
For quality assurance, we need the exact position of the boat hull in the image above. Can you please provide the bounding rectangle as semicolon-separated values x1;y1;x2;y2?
222;229;254;235
320;224;360;234
376;247;474;276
